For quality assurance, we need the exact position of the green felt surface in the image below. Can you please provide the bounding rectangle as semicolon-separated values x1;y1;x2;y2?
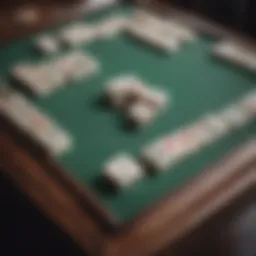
0;4;255;222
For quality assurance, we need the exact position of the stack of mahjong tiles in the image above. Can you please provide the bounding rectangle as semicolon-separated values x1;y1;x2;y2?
213;40;256;73
11;51;99;97
60;15;127;47
142;90;256;171
105;75;169;127
0;86;72;155
103;153;144;189
34;14;128;53
60;24;98;47
95;15;128;39
35;35;59;55
101;89;255;189
126;9;197;54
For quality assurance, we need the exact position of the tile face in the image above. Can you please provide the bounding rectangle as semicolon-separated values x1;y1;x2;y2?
127;101;156;127
36;35;59;54
0;87;72;155
103;154;144;188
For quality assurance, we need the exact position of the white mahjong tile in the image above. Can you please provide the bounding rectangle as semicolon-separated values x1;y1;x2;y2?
9;109;34;131
47;127;72;155
97;15;127;38
106;82;131;107
72;54;99;79
36;65;58;87
30;111;52;131
106;75;144;107
54;52;99;81
68;51;87;65
60;24;82;38
60;24;96;46
1;96;30;129
166;21;196;42
27;75;53;96
71;64;88;79
78;26;97;43
15;105;48;134
142;133;189;171
12;64;34;83
133;9;160;24
1;90;24;111
109;75;141;87
7;92;28;109
127;101;156;127
54;55;77;81
180;122;210;151
139;20;181;51
60;31;81;46
54;58;69;79
163;132;192;157
0;87;72;154
103;153;143;188
128;25;180;53
153;23;185;47
213;41;237;60
117;76;145;97
142;140;167;170
47;65;66;88
213;41;256;71
33;124;72;155
87;61;99;77
204;114;230;139
54;55;76;78
0;91;39;130
86;0;117;12
36;35;59;54
221;105;252;128
140;88;169;111
13;64;53;96
241;91;256;116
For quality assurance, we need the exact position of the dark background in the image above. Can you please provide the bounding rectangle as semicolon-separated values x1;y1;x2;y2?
166;0;256;37
0;173;85;256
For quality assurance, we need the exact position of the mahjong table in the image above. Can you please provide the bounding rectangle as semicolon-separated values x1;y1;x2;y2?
0;1;255;256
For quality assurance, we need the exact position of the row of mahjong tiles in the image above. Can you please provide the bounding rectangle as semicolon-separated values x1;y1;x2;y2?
12;5;256;101
34;9;196;56
11;8;198;99
1;79;255;187
103;89;255;188
10;5;256;101
0;3;255;221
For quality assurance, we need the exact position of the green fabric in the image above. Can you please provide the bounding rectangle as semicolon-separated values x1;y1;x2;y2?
0;4;255;222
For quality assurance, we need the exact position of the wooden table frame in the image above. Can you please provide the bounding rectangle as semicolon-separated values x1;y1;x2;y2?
1;1;256;255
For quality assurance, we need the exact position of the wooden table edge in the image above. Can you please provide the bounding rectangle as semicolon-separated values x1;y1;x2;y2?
0;115;118;230
1;117;255;256
0;128;108;255
104;142;256;256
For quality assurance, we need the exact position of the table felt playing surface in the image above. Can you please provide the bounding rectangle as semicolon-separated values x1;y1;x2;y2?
0;3;255;222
